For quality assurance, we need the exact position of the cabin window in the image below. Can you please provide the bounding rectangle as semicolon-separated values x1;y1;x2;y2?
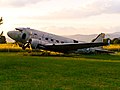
61;41;64;43
56;40;59;43
34;33;37;35
45;38;48;40
51;39;54;42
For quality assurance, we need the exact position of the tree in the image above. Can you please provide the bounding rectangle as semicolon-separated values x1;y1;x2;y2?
0;17;3;25
0;17;6;44
103;38;111;44
112;38;120;44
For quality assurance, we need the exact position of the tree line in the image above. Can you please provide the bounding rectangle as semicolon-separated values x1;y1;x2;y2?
104;38;120;44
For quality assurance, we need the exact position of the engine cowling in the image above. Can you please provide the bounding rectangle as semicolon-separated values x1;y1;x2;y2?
31;39;40;49
31;38;49;49
20;30;31;43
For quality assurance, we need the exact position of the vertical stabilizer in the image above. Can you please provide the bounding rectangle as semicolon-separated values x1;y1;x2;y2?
91;33;105;43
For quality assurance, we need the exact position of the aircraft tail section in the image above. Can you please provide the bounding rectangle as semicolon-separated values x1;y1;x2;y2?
91;33;105;43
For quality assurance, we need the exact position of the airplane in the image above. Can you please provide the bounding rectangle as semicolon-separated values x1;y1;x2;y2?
7;27;108;53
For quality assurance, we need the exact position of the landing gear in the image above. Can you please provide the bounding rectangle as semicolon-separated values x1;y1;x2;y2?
22;43;30;50
22;45;26;50
22;39;32;50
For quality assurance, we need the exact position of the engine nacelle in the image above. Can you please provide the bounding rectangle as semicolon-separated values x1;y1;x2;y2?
31;39;40;49
20;30;31;43
31;39;47;49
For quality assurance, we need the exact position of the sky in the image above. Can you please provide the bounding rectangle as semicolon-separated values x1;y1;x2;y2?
0;0;120;37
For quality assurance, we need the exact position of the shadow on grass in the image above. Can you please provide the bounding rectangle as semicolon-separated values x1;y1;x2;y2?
76;53;120;60
25;51;120;61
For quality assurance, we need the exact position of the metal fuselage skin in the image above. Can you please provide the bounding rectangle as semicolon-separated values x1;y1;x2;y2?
7;28;78;45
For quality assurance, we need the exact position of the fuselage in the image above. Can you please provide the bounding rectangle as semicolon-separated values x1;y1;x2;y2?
7;27;79;45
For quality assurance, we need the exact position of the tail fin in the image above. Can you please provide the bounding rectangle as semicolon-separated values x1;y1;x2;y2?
91;33;105;43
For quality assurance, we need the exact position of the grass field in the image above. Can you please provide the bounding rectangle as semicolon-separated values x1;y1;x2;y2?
0;52;120;89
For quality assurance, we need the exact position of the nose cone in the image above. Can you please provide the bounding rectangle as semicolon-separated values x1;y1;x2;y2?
7;31;20;40
7;31;12;37
7;31;15;39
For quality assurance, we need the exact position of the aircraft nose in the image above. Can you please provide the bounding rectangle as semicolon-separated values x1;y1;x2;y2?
7;31;14;39
7;31;19;40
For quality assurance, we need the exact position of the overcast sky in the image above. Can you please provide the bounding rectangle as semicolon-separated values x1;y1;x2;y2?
0;0;120;36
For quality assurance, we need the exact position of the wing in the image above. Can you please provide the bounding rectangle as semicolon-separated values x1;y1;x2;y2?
37;42;108;53
95;49;114;54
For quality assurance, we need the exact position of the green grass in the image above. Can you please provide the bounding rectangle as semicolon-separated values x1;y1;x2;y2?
0;52;120;89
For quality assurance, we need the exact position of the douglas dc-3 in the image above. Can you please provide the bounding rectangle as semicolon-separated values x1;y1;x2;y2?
7;27;108;53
